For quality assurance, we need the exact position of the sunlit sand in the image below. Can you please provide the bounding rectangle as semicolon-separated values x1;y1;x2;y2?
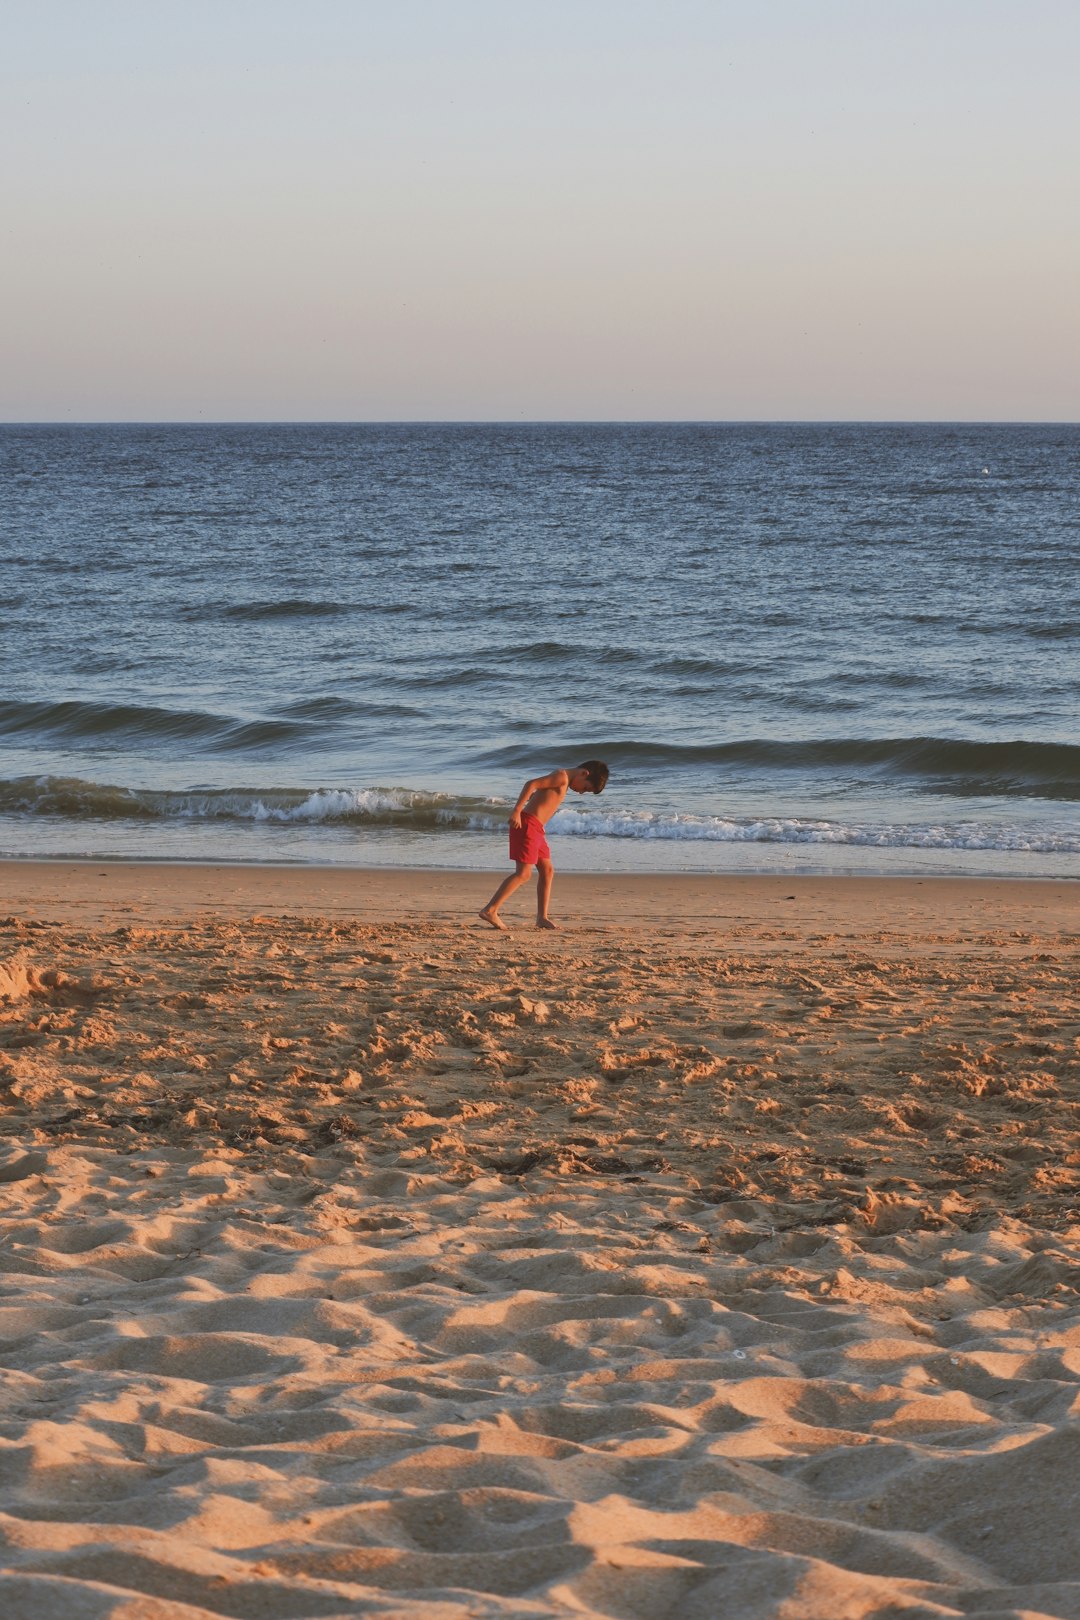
1;862;1078;1618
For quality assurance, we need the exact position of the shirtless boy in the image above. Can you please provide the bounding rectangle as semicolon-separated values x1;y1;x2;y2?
479;760;609;931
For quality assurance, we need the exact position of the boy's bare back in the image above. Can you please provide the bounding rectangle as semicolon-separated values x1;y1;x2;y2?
515;769;571;828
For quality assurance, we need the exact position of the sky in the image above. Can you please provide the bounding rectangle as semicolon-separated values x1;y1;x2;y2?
2;0;1078;421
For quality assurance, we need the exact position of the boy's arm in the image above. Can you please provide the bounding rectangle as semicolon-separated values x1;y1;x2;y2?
508;770;569;827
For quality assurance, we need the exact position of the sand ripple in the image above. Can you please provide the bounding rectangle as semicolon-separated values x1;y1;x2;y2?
0;1148;1078;1619
1;908;1079;1616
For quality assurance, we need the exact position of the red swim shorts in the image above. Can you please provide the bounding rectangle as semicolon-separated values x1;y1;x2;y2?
509;812;550;865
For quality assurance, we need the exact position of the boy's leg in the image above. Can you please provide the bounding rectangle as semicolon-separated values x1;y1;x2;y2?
535;858;556;928
480;863;534;930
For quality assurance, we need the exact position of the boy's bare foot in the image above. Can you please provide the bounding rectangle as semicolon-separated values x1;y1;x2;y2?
536;917;558;930
479;909;509;931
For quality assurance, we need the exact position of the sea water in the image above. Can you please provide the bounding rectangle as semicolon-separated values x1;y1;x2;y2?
1;422;1077;876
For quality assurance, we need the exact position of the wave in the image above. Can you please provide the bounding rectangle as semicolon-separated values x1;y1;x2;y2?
1026;622;1080;641
551;807;1080;856
479;737;1080;800
0;778;494;830
4;699;1077;804
185;600;354;622
181;598;418;623
0;776;1076;855
488;641;642;666
272;696;425;721
0;698;311;752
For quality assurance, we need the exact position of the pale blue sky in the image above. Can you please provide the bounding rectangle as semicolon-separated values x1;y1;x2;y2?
2;0;1077;420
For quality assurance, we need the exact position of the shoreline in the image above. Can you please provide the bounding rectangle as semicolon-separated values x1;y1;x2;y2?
2;826;1076;885
1;855;1077;932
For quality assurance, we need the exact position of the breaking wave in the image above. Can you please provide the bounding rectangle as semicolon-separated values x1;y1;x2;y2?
0;777;1076;856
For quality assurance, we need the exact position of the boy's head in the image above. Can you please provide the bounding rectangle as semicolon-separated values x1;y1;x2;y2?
572;759;609;795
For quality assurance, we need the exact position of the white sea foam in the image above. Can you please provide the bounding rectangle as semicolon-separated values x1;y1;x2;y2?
229;792;1080;856
549;806;1080;855
245;788;423;822
2;778;1076;856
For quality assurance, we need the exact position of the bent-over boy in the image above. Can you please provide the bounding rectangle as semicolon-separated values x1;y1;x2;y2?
479;760;609;931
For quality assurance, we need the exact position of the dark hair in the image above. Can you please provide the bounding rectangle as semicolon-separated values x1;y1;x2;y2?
578;759;609;793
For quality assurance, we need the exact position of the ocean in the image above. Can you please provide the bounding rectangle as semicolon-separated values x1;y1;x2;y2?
2;422;1077;877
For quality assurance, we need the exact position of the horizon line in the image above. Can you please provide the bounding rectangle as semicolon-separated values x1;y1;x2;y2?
3;417;1078;429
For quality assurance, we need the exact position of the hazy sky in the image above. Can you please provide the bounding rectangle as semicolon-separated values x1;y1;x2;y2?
3;0;1078;420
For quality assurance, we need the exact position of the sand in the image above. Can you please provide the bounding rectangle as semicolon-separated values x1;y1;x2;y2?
0;860;1078;1619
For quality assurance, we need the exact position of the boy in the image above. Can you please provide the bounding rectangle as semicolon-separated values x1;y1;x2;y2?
479;760;609;931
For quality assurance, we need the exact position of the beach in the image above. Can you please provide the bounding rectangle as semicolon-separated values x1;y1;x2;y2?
6;0;1080;1612
1;861;1078;1618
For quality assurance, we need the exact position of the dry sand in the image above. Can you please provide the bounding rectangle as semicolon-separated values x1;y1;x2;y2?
0;860;1078;1619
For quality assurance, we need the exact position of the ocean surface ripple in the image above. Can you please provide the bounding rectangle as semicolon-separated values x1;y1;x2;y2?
1;422;1077;874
